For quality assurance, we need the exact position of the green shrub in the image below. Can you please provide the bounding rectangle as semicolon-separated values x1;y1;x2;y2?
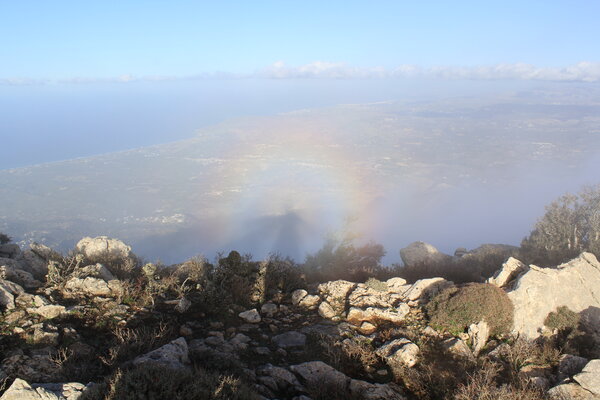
80;363;259;400
426;283;514;337
365;277;388;292
544;306;580;332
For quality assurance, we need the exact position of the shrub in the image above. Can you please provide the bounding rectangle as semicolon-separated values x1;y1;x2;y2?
264;253;305;294
80;364;259;400
544;306;580;332
426;283;514;337
365;277;388;292
0;233;11;245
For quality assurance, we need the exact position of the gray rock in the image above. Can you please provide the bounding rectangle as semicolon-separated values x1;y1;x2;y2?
346;304;410;325
318;301;336;319
29;305;67;319
385;277;409;293
487;257;528;288
401;277;453;301
574;359;600;396
375;338;419;368
349;380;406;400
272;331;306;348
260;302;278;316
291;289;308;306
239;309;261;323
548;382;600;399
290;361;349;389
0;378;88;400
558;354;589;381
133;337;189;369
175;297;191;313
400;241;453;267
507;253;600;338
75;236;132;261
442;338;473;359
318;280;356;315
0;244;21;259
348;285;398;308
0;280;25;310
63;276;121;297
468;320;490;356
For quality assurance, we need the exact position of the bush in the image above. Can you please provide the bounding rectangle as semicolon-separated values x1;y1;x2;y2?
0;233;11;245
426;283;514;337
365;277;388;292
544;306;580;332
80;363;259;400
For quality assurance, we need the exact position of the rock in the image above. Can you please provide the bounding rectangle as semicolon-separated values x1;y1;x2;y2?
0;378;88;400
175;297;191;313
75;236;132;261
0;244;20;259
290;361;349;390
318;301;337;319
376;338;419;368
63;277;121;297
258;364;302;391
574;360;600;396
297;294;320;309
385;277;408;293
400;241;453;267
32;324;60;346
291;289;308;306
348;285;398;308
468;320;490;356
0;351;60;383
272;331;306;348
349;380;406;400
346;304;410;325
230;333;251;350
442;338;473;359
0;280;25;310
72;263;115;281
558;354;589;381
239;309;261;323
261;302;278;316
318;280;356;315
487;257;528;288
21;249;50;279
401;277;453;301
359;321;377;335
507;253;600;338
548;382;599;399
30;305;66;319
133;337;189;369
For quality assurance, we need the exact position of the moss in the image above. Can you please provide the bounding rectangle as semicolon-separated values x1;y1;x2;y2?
426;283;514;337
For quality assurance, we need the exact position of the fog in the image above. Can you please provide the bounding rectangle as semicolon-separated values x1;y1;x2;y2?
1;79;600;265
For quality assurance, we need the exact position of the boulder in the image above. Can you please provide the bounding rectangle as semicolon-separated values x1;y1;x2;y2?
238;309;261;323
348;380;406;400
375;338;419;368
348;285;399;308
574;360;600;397
272;331;306;348
385;277;409;293
401;277;453;301
0;244;20;259
548;382;599;399
400;241;453;267
0;378;88;400
442;338;473;359
290;361;349;390
318;301;336;319
261;302;278;316
0;280;25;310
291;289;308;306
507;253;600;338
558;354;589;381
468;320;490;356
487;257;528;288
133;337;189;369
29;305;67;320
63;277;122;298
75;236;132;261
317;280;356;315
297;294;320;309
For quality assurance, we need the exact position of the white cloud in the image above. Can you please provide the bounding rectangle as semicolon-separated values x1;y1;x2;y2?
2;61;600;86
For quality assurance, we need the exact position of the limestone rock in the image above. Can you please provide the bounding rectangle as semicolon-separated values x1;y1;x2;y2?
297;294;320;309
468;320;490;356
487;257;528;288
401;277;453;301
558;354;589;381
359;321;377;335
272;331;306;348
400;241;453;267
64;277;120;297
549;382;600;400
442;338;473;359
133;337;189;369
290;361;349;389
375;338;419;368
0;280;25;310
385;277;409;293
239;309;261;324
317;280;356;314
261;302;278;316
348;285;397;308
346;304;410;325
75;236;132;261
30;305;67;319
291;289;308;306
507;253;600;338
318;301;336;319
0;378;88;400
574;360;600;397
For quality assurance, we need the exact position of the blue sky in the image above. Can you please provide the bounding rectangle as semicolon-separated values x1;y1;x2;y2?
1;1;599;80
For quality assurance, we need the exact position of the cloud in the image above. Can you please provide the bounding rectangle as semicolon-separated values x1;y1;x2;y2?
2;61;600;86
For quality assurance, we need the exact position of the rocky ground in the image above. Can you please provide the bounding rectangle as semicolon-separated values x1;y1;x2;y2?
0;236;599;399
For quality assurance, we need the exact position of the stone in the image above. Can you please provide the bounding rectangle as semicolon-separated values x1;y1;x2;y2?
72;263;115;281
558;354;589;381
349;380;406;400
487;257;528;288
272;331;306;348
260;302;278;316
442;338;473;359
574;359;600;396
548;382;600;400
298;294;320;309
290;361;349;389
0;378;88;400
318;301;336;319
30;305;66;320
75;236;132;261
401;277;453;301
318;280;356;315
21;249;50;279
507;253;600;338
385;277;409;293
468;320;490;355
0;280;25;310
239;309;261;323
375;338;419;368
32;324;60;346
63;277;121;297
258;364;301;391
133;337;189;369
400;241;453;267
346;304;410;325
291;289;308;306
0;244;20;259
348;285;397;308
359;321;377;335
230;333;251;350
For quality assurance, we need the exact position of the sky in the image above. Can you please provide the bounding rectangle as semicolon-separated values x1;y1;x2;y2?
1;1;599;81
